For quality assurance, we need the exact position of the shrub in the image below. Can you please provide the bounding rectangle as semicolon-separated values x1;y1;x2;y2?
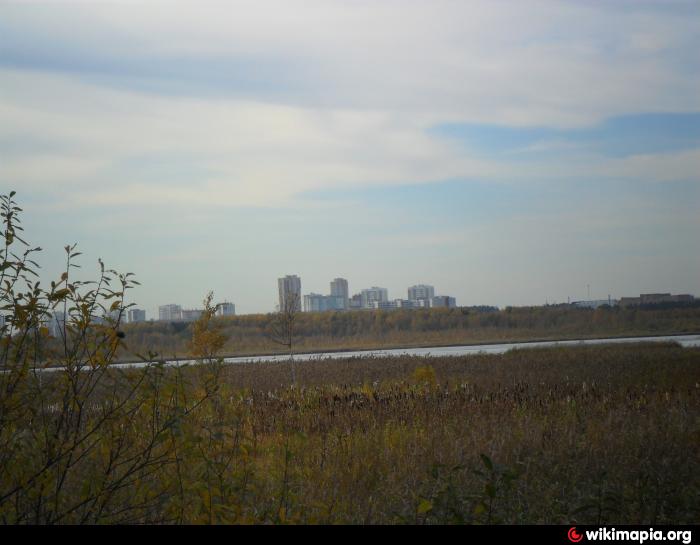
0;191;219;523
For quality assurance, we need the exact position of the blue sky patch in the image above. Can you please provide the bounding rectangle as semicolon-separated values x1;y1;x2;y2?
432;112;700;158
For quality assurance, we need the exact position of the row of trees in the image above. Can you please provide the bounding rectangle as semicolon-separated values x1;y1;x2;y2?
118;300;700;359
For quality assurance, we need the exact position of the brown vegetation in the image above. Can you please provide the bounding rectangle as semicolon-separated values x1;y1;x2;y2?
3;342;698;524
119;303;700;361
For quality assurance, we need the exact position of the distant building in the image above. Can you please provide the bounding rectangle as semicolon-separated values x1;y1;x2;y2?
408;284;435;304
369;299;422;310
105;309;121;322
348;293;363;310
181;309;204;322
49;311;66;337
278;275;302;312
571;297;616;309
361;287;388;308
642;293;673;304
304;293;322;312
618;297;641;308
330;278;349;310
619;293;695;307
369;300;399;310
159;304;182;321
304;293;345;312
642;293;694;305
431;295;457;308
217;302;236;316
128;309;146;323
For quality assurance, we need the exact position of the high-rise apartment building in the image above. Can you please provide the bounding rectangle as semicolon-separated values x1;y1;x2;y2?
278;275;302;312
217;302;236;316
49;311;66;337
128;309;146;323
408;284;435;302
330;278;349;310
159;304;182;321
361;287;388;308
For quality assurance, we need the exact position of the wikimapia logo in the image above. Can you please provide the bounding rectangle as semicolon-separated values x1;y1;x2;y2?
569;528;584;543
567;527;692;544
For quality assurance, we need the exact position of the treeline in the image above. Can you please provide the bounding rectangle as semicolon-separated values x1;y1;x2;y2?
119;304;700;360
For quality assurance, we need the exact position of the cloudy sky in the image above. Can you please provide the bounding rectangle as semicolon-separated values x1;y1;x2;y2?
1;0;699;316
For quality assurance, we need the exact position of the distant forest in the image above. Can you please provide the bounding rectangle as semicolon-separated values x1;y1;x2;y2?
117;303;700;361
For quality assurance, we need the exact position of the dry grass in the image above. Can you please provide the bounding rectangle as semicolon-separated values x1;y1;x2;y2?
117;305;700;361
6;342;696;524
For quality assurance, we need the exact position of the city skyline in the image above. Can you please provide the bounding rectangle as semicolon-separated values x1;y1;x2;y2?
126;288;696;323
137;278;694;322
3;1;698;319
109;274;694;321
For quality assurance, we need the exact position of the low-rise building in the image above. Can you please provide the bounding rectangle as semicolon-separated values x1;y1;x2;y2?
619;293;695;307
368;300;398;310
304;293;345;312
618;297;641;307
571;298;617;309
431;295;457;308
181;309;204;322
348;293;363;310
367;299;425;311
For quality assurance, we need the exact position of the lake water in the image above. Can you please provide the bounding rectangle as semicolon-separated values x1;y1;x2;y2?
27;333;700;372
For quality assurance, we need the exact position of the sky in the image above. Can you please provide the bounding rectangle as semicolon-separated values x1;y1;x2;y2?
1;0;699;317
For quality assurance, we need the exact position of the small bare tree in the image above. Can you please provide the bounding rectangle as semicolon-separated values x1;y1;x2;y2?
265;291;300;385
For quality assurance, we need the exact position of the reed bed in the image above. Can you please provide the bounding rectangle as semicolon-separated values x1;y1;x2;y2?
4;342;697;524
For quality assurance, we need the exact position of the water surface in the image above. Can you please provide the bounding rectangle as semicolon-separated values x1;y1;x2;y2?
146;333;700;368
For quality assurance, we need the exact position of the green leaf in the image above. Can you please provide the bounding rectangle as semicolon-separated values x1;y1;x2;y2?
417;499;433;515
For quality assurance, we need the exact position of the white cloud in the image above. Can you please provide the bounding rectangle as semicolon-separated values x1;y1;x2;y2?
2;64;698;212
2;1;698;127
1;68;515;208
